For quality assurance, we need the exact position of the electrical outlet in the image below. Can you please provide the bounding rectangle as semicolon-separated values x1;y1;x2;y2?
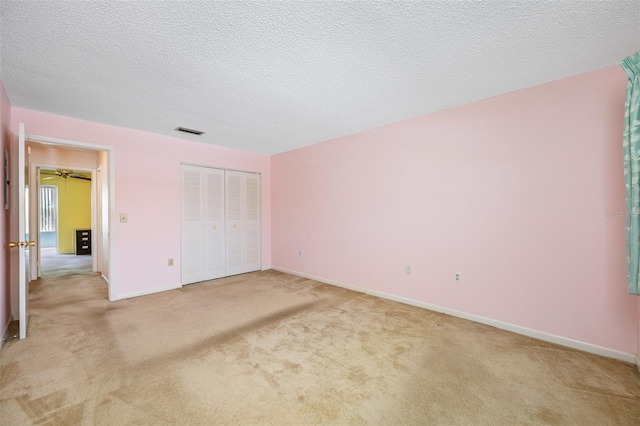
454;272;462;283
168;258;174;267
299;250;303;257
405;265;412;275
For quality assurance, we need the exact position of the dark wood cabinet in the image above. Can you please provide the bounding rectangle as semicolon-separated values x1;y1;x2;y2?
75;229;91;255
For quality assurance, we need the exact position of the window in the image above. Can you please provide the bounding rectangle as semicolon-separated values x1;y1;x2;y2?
40;185;57;232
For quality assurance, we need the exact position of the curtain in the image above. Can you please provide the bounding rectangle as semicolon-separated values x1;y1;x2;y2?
622;51;640;296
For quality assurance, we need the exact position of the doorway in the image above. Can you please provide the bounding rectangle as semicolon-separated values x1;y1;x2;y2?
23;134;115;301
10;125;117;341
38;169;93;277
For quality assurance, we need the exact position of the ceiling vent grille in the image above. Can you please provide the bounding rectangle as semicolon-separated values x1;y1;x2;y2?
175;126;205;135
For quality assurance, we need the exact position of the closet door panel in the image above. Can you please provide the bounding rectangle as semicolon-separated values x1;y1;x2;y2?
225;171;245;276
244;173;261;273
204;168;225;280
181;166;205;284
225;170;261;276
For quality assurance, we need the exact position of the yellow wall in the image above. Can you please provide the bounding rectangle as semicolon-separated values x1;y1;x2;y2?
40;174;91;254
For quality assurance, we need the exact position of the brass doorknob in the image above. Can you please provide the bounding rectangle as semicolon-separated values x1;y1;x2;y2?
8;241;34;248
233;224;237;228
213;225;217;230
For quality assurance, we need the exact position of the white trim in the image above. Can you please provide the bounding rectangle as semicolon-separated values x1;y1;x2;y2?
101;274;109;284
180;162;262;176
25;133;116;302
0;315;12;352
113;284;182;301
27;134;113;152
272;267;637;365
90;169;97;271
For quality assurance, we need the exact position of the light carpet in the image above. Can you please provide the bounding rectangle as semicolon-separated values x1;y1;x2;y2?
40;247;92;278
0;270;639;425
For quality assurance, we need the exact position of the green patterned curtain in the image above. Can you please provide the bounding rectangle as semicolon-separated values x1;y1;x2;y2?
622;51;640;296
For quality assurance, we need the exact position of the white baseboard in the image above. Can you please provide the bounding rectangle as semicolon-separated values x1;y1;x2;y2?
114;284;182;301
0;315;13;352
272;267;637;365
101;274;109;284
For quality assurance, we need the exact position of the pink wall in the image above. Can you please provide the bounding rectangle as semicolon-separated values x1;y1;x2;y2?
272;65;638;355
0;79;11;343
12;108;271;298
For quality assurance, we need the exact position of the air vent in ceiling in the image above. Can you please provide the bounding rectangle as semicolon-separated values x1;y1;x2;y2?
175;126;205;135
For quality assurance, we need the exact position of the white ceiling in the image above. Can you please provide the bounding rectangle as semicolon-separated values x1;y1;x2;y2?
1;1;639;155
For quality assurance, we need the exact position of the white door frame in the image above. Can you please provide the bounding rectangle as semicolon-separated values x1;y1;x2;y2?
30;164;97;277
25;133;116;301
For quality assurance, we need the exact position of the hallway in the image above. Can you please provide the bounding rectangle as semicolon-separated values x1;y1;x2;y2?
40;247;92;278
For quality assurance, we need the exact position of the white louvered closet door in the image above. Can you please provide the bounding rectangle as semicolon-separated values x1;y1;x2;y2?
225;170;261;276
243;173;261;273
204;168;226;280
181;165;205;284
182;165;260;285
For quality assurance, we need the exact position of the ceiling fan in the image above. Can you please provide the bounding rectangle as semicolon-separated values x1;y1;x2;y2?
41;170;91;181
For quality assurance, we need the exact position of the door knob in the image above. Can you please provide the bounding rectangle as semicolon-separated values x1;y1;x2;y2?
8;241;35;248
233;224;237;228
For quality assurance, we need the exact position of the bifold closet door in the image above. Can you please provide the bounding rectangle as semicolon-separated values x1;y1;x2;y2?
181;165;225;285
203;168;226;280
225;170;261;276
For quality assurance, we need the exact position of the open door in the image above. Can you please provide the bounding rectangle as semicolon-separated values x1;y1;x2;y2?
10;122;33;339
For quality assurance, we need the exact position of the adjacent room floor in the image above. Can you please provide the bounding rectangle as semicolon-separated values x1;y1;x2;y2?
0;270;638;424
39;247;92;278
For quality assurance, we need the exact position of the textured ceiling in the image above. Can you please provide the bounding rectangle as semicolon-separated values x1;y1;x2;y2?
1;1;639;155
